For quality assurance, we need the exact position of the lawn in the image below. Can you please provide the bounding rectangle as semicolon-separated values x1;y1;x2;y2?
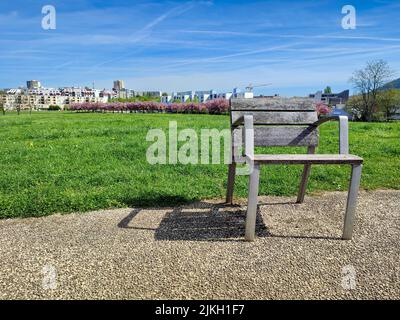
0;111;399;218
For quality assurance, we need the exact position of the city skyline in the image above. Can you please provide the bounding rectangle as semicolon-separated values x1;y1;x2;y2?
1;78;264;95
1;0;400;96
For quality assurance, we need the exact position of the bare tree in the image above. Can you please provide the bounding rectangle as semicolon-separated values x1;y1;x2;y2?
350;60;395;121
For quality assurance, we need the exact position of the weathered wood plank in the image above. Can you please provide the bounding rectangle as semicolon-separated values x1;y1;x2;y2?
252;154;363;164
233;126;319;147
230;97;315;111
231;111;318;126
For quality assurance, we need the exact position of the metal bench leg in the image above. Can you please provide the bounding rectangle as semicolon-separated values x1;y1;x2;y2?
297;146;315;203
342;164;362;240
226;163;236;204
245;163;260;241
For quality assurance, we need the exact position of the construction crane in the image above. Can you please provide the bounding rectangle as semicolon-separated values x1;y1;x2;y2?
245;83;272;92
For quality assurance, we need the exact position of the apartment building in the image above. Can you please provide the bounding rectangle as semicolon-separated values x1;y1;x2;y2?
1;86;108;110
161;88;248;103
113;80;125;91
26;80;41;89
113;88;136;99
309;90;350;106
134;91;162;98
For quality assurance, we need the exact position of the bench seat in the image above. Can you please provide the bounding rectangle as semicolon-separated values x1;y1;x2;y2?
252;154;363;165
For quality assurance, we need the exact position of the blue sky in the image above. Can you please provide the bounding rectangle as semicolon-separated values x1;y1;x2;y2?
1;0;399;96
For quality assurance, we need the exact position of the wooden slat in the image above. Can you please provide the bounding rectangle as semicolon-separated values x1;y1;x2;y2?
231;111;318;126
233;126;319;147
252;154;363;165
230;97;315;111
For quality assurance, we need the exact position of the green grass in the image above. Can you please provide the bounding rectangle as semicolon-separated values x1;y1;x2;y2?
0;111;399;218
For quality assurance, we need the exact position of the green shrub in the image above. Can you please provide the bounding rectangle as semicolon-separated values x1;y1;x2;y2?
48;105;61;111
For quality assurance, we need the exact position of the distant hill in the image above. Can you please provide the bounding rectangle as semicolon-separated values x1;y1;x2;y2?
382;78;400;90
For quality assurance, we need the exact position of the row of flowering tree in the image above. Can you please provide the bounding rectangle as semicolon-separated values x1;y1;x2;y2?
69;99;229;115
69;99;331;117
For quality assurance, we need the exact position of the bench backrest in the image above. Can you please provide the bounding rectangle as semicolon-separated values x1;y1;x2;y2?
230;98;319;158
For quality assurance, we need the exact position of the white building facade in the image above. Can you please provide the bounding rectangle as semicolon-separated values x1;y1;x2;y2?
1;87;108;110
160;88;251;104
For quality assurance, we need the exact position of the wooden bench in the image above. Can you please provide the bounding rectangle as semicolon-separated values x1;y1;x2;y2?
226;98;363;241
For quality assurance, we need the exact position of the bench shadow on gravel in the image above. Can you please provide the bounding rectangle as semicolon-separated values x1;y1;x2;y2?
117;202;343;241
117;196;340;241
118;200;269;242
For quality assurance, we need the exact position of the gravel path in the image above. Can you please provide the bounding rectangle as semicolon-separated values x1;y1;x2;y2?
0;190;399;300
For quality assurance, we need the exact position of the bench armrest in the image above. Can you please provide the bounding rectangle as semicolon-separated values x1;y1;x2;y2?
312;116;349;154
